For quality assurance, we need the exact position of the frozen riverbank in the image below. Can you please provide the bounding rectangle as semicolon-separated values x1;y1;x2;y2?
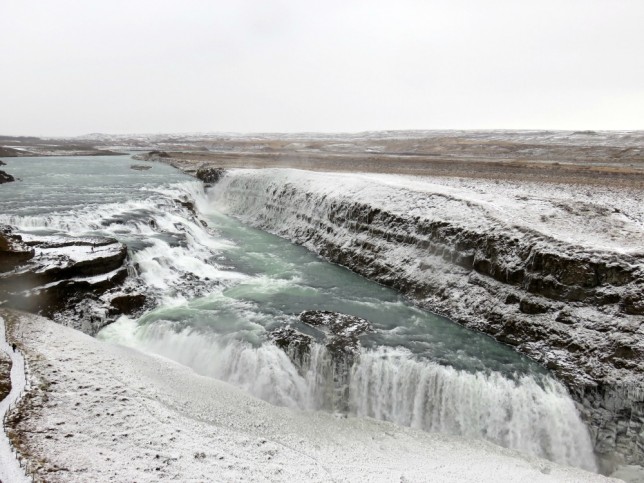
0;314;30;483
0;309;614;482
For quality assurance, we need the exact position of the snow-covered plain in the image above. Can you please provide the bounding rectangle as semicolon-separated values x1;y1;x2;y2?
2;310;615;482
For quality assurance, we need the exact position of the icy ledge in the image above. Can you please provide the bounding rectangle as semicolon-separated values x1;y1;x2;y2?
210;168;644;469
0;309;614;482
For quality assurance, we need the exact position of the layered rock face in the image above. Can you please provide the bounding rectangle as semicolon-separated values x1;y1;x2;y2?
0;226;145;334
212;168;644;468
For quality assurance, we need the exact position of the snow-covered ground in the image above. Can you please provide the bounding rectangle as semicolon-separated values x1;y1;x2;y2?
2;310;615;482
215;168;644;256
0;315;30;483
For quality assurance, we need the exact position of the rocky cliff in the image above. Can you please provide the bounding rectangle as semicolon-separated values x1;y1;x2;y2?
0;226;146;334
210;168;644;470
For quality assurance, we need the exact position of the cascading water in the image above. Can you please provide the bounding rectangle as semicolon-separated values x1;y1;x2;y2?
0;157;598;472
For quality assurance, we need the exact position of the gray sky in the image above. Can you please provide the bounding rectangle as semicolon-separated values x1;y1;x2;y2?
1;0;642;136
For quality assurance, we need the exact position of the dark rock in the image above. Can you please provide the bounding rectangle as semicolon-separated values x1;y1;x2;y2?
196;167;225;184
148;150;169;158
175;198;196;215
0;159;5;166
504;293;520;304
555;309;575;324
621;291;644;315
269;327;312;367
518;297;549;314
130;164;152;171
21;267;129;317
572;383;644;474
0;230;130;321
0;170;15;184
299;310;373;359
0;226;35;272
270;326;312;352
299;310;373;338
270;311;374;412
109;294;147;316
0;351;11;401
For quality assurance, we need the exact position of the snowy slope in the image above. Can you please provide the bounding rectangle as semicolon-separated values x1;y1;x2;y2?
2;310;615;482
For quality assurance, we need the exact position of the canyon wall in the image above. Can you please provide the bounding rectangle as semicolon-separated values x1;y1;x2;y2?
211;168;644;470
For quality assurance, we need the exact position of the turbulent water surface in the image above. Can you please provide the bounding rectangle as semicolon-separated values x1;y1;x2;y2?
0;156;597;471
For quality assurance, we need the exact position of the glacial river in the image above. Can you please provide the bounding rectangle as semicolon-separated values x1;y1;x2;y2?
0;155;597;470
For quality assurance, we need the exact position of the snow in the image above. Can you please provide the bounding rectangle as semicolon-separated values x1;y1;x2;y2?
4;310;616;482
36;242;121;264
214;168;644;256
32;266;126;291
0;315;30;483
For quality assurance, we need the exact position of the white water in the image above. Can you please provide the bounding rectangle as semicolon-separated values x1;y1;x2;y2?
102;316;597;471
1;157;598;472
350;349;596;469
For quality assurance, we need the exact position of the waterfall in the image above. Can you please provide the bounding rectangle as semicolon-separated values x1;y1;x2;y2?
102;318;597;472
349;348;596;471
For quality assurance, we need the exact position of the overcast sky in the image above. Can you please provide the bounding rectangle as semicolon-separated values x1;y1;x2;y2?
1;0;642;136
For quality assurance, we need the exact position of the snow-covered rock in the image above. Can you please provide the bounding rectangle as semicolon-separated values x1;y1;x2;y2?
0;227;142;333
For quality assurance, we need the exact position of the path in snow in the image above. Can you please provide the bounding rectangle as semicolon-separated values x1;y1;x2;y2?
0;315;30;483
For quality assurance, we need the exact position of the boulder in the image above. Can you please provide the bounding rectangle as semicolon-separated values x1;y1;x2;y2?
519;297;550;314
270;311;374;366
621;291;644;315
299;310;373;357
109;293;147;316
0;170;15;184
268;327;312;367
196;167;225;184
270;312;374;412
